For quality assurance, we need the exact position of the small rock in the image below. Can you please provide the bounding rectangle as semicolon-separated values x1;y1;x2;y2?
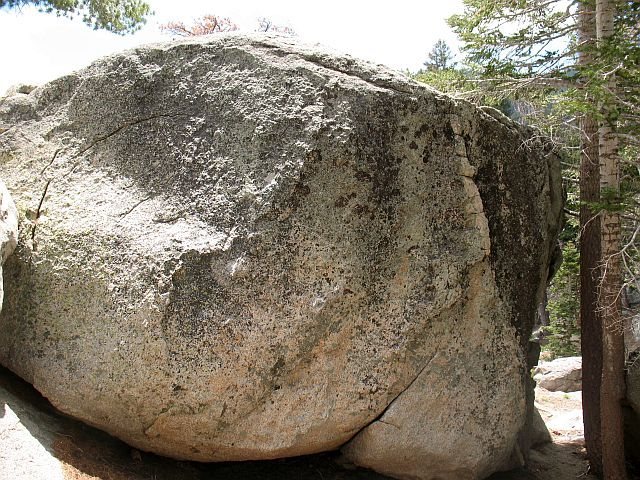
2;83;37;96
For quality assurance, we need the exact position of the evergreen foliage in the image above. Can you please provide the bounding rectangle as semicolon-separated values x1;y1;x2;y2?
423;39;455;71
547;222;581;357
0;0;150;33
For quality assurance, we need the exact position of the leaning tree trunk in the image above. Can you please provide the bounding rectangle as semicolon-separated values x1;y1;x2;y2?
578;2;603;476
596;0;627;478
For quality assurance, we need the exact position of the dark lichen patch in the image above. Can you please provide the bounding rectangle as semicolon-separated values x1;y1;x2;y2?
352;204;371;218
354;170;372;182
421;146;432;163
293;183;311;197
442;122;456;142
306;149;322;164
414;124;430;139
334;192;356;208
439;208;466;230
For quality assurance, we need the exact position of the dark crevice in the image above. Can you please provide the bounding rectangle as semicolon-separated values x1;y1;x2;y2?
40;148;62;175
153;212;185;224
298;53;415;96
250;40;417;97
376;419;401;430
30;179;51;248
117;196;152;219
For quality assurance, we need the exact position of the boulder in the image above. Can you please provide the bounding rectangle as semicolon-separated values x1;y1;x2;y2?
627;359;640;426
0;34;563;480
625;312;640;353
0;180;18;312
624;311;640;452
533;357;582;393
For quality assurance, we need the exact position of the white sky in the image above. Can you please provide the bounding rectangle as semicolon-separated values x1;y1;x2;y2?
0;0;463;94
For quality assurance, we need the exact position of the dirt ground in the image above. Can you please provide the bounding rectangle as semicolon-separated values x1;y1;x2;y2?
487;386;597;480
0;366;615;480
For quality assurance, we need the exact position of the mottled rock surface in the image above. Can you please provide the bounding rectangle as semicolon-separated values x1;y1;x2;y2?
0;34;562;480
533;357;582;393
0;180;18;312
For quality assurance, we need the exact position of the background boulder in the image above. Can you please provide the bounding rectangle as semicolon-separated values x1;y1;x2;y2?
0;34;562;480
0;180;18;313
533;357;582;393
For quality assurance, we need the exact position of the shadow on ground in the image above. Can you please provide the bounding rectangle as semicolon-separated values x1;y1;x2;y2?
487;441;594;480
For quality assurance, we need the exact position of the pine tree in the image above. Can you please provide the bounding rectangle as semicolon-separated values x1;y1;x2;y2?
596;0;626;477
423;39;455;71
0;0;150;33
577;2;603;474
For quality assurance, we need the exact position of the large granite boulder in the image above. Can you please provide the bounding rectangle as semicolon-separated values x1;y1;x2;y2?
533;356;582;393
0;180;18;312
0;34;563;480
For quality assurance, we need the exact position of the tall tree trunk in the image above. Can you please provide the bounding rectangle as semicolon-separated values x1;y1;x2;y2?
578;2;603;476
596;0;627;478
581;109;604;478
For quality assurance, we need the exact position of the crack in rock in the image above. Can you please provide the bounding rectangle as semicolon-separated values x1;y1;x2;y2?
30;179;51;249
347;353;440;441
116;196;152;219
40;148;62;175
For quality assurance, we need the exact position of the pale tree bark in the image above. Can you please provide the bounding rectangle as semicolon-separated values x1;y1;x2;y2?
578;2;603;475
596;0;627;478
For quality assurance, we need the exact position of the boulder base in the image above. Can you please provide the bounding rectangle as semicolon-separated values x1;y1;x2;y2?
0;34;562;480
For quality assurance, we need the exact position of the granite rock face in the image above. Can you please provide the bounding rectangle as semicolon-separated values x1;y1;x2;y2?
0;180;18;312
0;34;563;480
627;359;640;428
